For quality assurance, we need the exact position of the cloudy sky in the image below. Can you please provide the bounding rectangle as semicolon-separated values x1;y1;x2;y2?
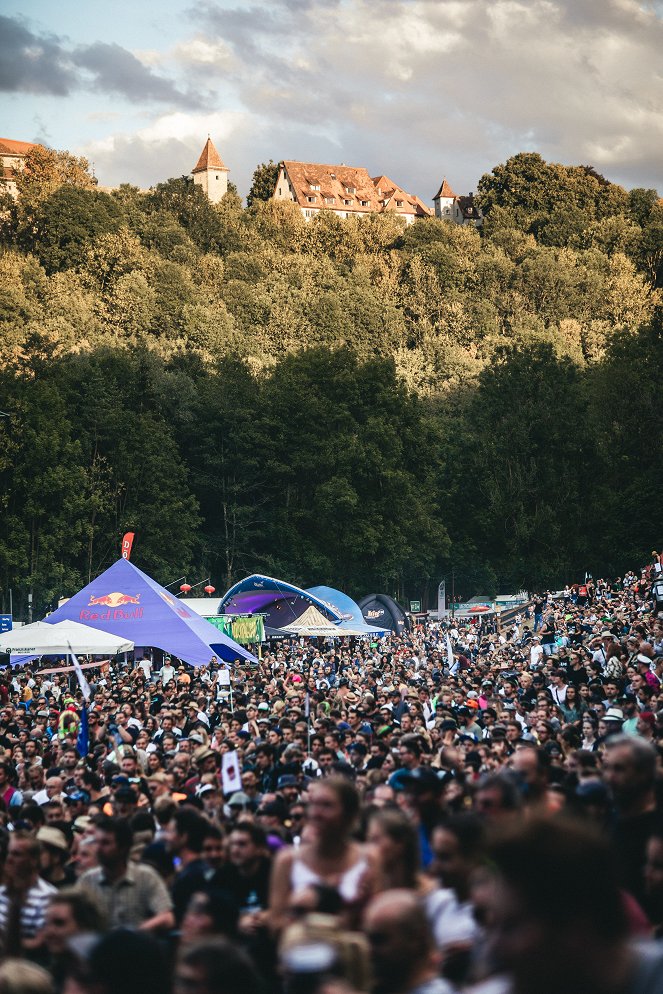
2;0;662;202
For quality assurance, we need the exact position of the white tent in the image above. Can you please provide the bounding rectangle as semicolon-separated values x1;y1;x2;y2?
284;606;345;637
0;620;134;656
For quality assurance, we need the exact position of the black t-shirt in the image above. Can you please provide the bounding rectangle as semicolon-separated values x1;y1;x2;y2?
172;858;209;924
215;856;272;913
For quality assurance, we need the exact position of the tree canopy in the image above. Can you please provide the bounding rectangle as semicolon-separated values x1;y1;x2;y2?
0;149;661;615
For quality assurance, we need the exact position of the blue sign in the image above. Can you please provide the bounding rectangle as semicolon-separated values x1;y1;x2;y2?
0;615;12;633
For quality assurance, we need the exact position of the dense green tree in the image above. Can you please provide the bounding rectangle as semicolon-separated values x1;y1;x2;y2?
18;186;124;274
246;160;279;207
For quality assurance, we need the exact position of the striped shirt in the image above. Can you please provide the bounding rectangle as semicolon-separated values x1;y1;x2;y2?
0;877;56;940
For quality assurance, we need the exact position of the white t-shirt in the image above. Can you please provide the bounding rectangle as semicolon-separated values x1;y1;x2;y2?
160;664;176;685
530;644;544;667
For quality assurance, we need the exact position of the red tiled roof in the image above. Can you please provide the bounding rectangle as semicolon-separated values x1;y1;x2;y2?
0;138;38;156
281;161;429;217
433;177;458;200
192;137;227;174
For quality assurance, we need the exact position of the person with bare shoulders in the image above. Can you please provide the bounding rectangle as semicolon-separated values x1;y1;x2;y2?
269;776;378;932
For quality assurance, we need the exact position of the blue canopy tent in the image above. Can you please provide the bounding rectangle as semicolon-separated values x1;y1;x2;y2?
219;575;343;631
307;585;387;636
33;559;256;666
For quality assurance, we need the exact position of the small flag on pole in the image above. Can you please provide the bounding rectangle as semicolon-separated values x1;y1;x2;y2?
69;645;91;701
77;704;89;758
446;633;456;674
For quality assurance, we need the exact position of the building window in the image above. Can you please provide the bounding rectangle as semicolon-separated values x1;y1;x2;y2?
307;195;317;202
360;200;369;207
345;186;355;195
310;183;320;190
278;188;282;195
396;200;403;207
343;199;352;206
325;196;335;204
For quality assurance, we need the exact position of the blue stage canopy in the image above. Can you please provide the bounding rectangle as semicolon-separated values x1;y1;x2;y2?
306;585;387;635
219;575;342;630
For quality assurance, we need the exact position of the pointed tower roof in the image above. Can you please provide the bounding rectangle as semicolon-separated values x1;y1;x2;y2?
192;137;228;174
433;177;458;200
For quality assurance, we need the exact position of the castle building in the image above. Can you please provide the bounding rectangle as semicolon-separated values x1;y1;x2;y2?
0;138;39;199
191;137;229;204
273;160;432;223
433;177;482;227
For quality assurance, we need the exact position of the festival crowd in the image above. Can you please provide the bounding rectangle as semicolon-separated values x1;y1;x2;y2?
2;559;663;994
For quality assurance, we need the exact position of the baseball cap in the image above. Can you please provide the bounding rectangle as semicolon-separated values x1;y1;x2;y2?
401;767;443;791
64;789;91;805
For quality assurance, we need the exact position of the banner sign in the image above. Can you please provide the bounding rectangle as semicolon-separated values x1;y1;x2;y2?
121;532;135;560
409;600;421;613
0;615;12;633
205;614;265;645
39;659;111;675
437;582;447;618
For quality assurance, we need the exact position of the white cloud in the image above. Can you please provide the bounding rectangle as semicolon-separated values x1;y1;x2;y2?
70;0;663;196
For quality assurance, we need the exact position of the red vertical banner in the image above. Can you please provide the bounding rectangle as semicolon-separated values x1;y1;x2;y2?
121;532;135;560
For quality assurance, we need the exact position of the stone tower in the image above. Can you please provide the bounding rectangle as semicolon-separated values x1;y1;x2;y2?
191;137;229;204
432;177;458;220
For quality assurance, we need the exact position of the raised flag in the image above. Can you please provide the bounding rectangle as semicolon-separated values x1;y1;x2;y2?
69;646;91;701
77;705;89;758
446;633;456;674
121;532;135;560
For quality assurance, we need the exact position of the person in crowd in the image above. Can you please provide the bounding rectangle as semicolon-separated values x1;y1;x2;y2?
0;832;55;955
485;816;663;994
76;816;174;931
175;938;262;994
270;777;377;931
364;890;455;994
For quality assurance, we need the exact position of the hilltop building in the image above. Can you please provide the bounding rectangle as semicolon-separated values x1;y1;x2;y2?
0;138;39;199
433;177;482;227
191;137;229;204
273;161;432;223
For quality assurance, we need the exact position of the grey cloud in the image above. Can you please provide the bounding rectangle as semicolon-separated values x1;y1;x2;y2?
0;14;202;108
0;15;74;95
72;42;205;108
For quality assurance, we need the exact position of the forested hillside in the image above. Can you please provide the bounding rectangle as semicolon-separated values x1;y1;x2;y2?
1;148;662;616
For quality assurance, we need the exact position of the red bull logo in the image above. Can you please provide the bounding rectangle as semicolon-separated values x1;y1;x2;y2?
88;591;141;608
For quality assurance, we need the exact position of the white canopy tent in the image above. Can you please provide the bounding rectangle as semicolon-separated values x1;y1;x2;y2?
283;605;345;638
0;620;134;657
